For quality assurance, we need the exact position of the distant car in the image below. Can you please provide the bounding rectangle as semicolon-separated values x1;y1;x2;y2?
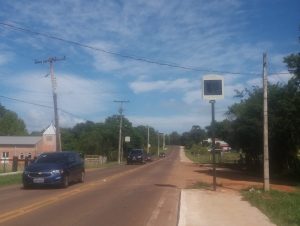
22;151;85;189
159;152;166;158
145;153;153;162
127;149;146;164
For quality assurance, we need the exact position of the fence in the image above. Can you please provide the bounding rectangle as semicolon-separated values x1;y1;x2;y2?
84;155;107;168
0;155;109;173
0;157;29;173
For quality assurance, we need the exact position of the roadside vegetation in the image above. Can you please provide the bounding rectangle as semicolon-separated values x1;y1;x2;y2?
185;144;241;164
242;188;300;226
0;173;22;187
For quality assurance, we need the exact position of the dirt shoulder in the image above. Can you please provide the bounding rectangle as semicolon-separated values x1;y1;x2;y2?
168;148;296;193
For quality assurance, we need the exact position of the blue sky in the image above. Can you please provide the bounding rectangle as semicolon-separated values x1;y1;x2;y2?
0;0;299;133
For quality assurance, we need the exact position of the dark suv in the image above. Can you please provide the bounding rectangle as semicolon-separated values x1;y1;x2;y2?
22;151;85;189
127;149;146;164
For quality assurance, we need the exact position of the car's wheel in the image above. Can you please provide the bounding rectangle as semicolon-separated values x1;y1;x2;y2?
78;171;85;183
62;175;69;188
23;183;31;189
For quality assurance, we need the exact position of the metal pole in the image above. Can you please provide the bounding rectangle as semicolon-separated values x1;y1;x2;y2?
210;100;217;191
263;53;270;191
157;133;160;157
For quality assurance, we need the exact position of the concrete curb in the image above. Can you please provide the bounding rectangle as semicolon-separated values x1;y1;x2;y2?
0;171;22;177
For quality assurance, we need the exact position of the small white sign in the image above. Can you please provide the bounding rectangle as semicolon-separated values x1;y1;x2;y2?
125;136;131;142
202;74;224;100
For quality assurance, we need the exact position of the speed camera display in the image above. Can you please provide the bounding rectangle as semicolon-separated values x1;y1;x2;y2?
202;75;224;100
204;80;222;95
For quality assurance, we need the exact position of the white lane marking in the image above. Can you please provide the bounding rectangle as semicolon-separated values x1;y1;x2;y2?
146;194;166;226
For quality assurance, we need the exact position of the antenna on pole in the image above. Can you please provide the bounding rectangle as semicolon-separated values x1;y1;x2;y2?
114;100;129;164
35;56;66;151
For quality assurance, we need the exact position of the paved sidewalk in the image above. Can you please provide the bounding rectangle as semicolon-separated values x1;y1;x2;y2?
178;148;275;226
178;189;275;226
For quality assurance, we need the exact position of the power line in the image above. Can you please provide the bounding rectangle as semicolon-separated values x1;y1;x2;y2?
0;94;88;121
0;95;53;109
0;22;262;76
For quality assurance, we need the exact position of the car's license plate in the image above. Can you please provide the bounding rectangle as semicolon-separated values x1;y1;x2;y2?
33;178;44;183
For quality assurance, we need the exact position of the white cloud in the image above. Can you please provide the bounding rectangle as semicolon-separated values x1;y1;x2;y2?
2;71;115;131
269;71;293;84
247;71;292;87
183;90;202;104
128;114;210;133
0;0;295;134
129;78;197;93
0;51;13;65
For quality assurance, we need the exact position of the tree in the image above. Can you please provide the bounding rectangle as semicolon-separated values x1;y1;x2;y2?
181;125;206;148
226;87;264;168
169;131;181;145
223;79;300;174
284;53;300;80
0;104;27;135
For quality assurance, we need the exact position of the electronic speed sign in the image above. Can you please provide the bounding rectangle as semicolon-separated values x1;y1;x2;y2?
202;75;224;100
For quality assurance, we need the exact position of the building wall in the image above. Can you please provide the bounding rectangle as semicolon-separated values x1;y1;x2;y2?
0;134;56;161
0;145;37;160
41;134;56;152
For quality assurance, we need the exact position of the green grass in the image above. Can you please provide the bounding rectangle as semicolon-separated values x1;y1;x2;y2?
85;161;120;169
242;188;300;226
0;161;120;187
185;149;241;164
0;173;22;187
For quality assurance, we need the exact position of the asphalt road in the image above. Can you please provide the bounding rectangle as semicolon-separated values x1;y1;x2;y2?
0;147;181;226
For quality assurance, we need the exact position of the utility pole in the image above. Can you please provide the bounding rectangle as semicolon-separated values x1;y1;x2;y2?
35;56;65;151
157;132;160;157
263;53;270;191
114;100;129;164
163;133;165;151
147;126;150;154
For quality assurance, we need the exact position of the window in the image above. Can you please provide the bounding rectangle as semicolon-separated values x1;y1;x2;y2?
20;153;24;160
2;152;9;158
28;153;32;159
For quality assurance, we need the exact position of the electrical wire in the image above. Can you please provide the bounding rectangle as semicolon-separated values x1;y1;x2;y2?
0;22;264;76
0;95;88;121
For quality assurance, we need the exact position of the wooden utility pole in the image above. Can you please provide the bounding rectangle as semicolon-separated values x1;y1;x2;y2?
147;126;150;154
263;53;270;191
114;100;129;164
35;56;65;151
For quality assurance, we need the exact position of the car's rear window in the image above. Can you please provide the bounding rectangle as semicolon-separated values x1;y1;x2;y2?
129;149;143;155
36;153;69;163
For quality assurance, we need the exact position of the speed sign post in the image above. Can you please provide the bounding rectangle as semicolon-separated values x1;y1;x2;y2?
202;75;224;191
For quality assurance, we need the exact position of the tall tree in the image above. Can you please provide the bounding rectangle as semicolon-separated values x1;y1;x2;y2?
0;104;27;135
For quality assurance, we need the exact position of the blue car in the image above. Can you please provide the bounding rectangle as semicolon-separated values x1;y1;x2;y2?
22;151;85;189
127;149;146;164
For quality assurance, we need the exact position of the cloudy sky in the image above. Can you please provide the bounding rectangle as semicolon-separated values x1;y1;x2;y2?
0;0;299;133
